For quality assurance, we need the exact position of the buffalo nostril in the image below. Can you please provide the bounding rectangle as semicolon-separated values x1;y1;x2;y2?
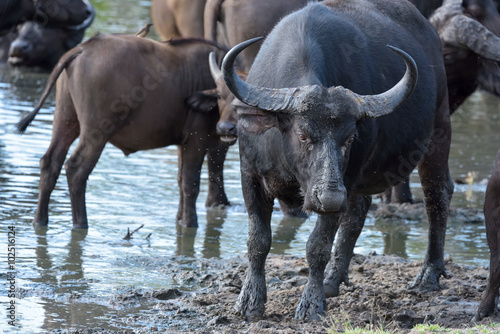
316;190;346;213
9;40;30;55
217;121;237;136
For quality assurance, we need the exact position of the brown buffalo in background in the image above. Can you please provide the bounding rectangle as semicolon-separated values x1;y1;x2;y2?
16;35;230;229
151;0;206;40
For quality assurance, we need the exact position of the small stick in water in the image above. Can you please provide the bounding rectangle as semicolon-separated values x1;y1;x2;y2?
123;224;145;240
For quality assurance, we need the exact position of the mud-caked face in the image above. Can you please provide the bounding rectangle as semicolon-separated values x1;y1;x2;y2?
279;92;360;214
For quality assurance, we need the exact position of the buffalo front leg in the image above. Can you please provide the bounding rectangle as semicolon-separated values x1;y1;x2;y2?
323;195;371;298
65;134;107;228
176;144;206;227
205;142;230;208
235;174;274;321
411;107;454;291
295;213;340;321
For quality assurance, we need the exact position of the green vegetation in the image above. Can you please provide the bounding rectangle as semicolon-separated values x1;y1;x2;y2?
325;315;500;334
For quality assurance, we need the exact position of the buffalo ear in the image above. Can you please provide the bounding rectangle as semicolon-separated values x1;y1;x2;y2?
237;108;277;134
185;89;218;114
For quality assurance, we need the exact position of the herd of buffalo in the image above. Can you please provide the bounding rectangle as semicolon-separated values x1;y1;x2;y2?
2;0;500;326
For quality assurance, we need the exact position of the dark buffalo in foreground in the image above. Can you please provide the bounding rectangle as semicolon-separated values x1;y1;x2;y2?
16;36;230;228
6;17;93;70
222;0;452;321
151;0;206;40
0;0;94;35
475;148;500;321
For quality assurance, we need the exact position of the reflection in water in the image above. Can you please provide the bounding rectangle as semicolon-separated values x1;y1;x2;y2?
271;216;308;255
176;223;197;258
373;219;410;259
202;209;226;259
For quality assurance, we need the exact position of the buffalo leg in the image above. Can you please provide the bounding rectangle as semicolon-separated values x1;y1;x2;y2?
65;133;107;228
475;251;500;321
411;107;454;291
34;105;79;226
382;177;414;204
176;144;206;227
235;173;274;321
295;212;340;320
323;195;372;298
474;169;500;321
205;142;230;208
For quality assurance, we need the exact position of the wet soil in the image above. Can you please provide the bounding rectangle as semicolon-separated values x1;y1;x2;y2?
45;203;500;334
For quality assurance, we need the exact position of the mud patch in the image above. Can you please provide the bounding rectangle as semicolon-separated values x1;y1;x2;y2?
44;252;500;334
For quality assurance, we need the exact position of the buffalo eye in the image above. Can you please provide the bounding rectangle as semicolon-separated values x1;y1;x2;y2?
341;134;357;156
298;134;308;142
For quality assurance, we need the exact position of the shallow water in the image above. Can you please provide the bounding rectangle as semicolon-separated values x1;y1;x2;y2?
0;1;499;332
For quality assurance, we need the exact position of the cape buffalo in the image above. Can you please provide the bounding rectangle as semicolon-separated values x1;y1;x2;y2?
475;148;500;321
222;0;452;321
0;0;94;35
6;17;93;70
16;35;230;228
151;0;206;40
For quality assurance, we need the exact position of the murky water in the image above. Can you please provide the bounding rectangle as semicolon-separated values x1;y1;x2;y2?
0;1;499;332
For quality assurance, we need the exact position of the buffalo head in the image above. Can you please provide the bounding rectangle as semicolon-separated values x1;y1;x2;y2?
222;38;418;213
8;21;86;69
207;52;245;144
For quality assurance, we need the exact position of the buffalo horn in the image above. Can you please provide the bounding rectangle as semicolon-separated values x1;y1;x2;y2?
449;15;500;61
222;37;314;112
65;0;96;31
354;45;419;119
222;39;418;116
208;52;223;85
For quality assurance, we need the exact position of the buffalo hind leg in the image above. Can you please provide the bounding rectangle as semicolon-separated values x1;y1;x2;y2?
205;142;230;208
176;144;207;227
235;174;274;321
295;212;340;321
411;109;453;291
323;195;372;298
65;134;108;228
475;252;500;321
34;107;79;226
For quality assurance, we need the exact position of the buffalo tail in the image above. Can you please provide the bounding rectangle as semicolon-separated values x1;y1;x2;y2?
16;47;83;134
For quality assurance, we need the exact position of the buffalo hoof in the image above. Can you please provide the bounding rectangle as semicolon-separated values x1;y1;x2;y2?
235;276;267;321
473;293;498;322
323;268;349;298
176;211;198;228
32;218;49;226
409;262;448;291
294;283;326;321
